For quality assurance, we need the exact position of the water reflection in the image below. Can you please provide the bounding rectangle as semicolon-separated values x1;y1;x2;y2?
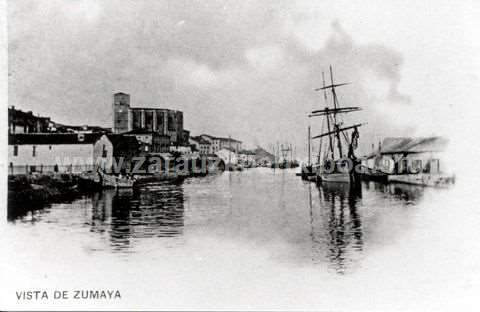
7;170;430;273
309;180;426;273
309;182;364;273
90;182;185;252
365;181;424;203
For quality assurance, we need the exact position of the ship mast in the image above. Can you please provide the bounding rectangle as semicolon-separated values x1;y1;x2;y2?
322;71;334;159
307;126;311;166
329;66;343;158
311;66;364;160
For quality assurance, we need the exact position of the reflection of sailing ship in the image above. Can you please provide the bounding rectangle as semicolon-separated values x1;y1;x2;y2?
310;66;364;184
90;182;185;252
309;181;363;273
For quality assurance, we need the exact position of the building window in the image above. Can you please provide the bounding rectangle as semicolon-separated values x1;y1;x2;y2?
156;111;164;131
13;145;18;156
168;115;175;131
102;145;107;158
32;146;36;157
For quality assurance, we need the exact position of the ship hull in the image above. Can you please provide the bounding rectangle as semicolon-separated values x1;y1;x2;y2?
319;172;352;183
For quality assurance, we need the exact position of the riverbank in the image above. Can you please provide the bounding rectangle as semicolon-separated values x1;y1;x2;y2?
8;173;100;207
7;161;225;219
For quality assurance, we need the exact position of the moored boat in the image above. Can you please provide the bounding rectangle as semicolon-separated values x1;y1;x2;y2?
99;172;135;188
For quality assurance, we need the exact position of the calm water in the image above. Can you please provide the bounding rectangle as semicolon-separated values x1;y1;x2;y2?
3;168;479;310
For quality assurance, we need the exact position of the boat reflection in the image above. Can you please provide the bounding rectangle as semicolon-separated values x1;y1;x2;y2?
91;182;185;252
309;182;363;273
309;180;425;273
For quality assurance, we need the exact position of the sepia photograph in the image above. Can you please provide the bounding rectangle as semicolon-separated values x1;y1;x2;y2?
0;0;479;310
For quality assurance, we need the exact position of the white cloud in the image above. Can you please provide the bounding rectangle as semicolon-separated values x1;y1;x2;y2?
245;46;285;72
165;58;220;89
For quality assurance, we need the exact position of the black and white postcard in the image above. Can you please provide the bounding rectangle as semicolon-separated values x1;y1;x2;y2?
1;0;479;311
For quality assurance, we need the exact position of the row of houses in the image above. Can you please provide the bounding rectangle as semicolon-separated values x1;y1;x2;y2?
8;92;251;175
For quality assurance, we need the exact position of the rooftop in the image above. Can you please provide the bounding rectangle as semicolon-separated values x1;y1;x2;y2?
367;136;449;157
200;134;242;143
190;136;212;145
239;149;256;155
51;122;110;133
9;133;105;145
129;107;182;113
9;106;51;121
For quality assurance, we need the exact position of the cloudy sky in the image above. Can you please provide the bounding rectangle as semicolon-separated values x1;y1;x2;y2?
8;0;480;157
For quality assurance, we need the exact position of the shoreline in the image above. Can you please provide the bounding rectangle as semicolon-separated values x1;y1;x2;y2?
7;169;222;220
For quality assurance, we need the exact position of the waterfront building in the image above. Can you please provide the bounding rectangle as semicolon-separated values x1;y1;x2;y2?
123;129;170;154
363;136;450;174
238;149;256;165
112;92;188;145
219;137;242;152
189;136;213;155
106;134;141;173
216;147;238;166
8;133;113;175
169;145;193;155
200;134;242;153
8;106;51;134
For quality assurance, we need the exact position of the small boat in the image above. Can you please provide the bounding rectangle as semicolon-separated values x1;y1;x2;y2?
99;172;135;188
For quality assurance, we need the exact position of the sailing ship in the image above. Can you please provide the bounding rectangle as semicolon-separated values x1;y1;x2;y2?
310;66;364;183
278;143;298;169
300;126;317;180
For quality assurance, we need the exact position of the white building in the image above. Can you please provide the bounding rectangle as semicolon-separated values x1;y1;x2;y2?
215;148;238;166
8;133;113;175
238;150;256;165
200;134;242;153
169;145;193;155
200;134;221;153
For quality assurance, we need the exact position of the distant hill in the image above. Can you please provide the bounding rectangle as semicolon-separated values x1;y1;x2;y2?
253;146;274;161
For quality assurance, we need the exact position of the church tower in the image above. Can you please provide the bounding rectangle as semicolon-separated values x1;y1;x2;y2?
113;92;130;133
